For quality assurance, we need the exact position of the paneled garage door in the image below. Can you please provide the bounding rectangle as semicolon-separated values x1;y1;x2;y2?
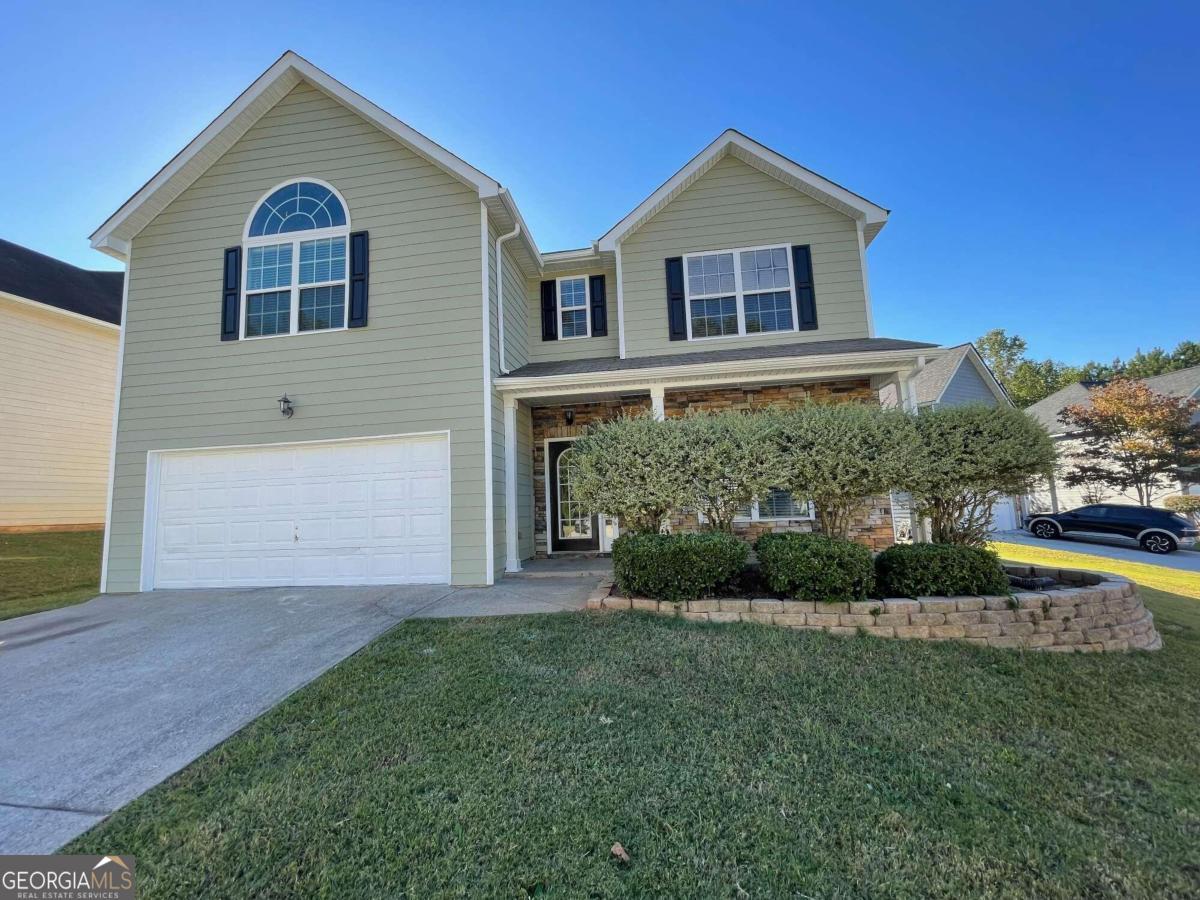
147;434;449;589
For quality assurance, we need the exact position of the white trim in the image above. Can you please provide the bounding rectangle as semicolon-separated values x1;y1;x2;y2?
597;130;888;252
98;267;130;593
614;242;627;359
503;396;521;573
90;51;501;260
137;430;452;592
856;221;875;339
556;274;591;340
649;385;666;420
0;290;121;331
242;177;350;241
496;348;938;397
496;222;522;374
542;436;604;554
682;243;798;342
481;203;495;585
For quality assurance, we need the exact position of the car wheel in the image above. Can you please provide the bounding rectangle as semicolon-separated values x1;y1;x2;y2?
1031;520;1059;540
1140;533;1177;554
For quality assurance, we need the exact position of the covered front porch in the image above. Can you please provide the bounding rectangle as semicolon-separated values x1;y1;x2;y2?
496;339;939;573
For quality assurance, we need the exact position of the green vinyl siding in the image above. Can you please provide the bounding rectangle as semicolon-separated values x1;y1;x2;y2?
105;81;489;589
620;155;870;358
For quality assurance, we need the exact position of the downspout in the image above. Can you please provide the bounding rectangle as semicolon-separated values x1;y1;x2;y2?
495;221;522;374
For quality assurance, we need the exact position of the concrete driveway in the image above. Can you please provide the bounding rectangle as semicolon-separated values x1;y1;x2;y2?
994;529;1200;573
0;576;597;853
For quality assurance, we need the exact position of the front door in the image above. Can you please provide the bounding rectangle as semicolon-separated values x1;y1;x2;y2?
548;441;599;552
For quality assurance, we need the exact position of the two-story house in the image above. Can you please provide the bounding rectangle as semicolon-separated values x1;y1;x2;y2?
91;52;950;592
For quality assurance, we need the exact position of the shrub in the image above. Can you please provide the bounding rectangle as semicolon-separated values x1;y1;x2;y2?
875;543;1010;597
770;402;920;539
675;410;783;531
571;413;690;533
902;404;1056;547
1164;495;1200;521
612;532;747;603
755;533;876;603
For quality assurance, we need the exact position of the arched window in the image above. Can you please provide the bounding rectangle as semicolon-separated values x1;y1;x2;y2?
241;179;350;338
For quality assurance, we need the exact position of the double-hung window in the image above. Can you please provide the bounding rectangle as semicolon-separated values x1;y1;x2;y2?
242;180;350;339
736;489;813;522
557;276;590;339
684;244;797;340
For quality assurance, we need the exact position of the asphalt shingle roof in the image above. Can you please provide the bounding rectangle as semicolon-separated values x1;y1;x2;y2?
504;337;938;379
0;239;123;325
1025;365;1200;434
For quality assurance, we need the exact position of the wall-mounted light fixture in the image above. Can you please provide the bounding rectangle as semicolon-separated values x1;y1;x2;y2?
278;394;294;418
564;408;575;426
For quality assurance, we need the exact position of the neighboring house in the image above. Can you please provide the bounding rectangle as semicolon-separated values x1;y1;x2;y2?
879;344;1017;539
91;51;957;592
0;240;122;530
1025;365;1200;511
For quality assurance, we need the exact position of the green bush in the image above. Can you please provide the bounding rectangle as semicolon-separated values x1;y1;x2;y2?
612;532;748;603
754;533;876;603
1165;495;1200;520
875;543;1010;597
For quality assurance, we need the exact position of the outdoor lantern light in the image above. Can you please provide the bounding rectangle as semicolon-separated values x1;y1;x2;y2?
278;394;294;418
564;409;575;425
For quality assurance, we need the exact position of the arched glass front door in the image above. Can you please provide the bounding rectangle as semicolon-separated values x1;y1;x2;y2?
548;441;599;551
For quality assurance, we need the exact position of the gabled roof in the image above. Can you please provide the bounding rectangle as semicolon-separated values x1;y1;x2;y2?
596;129;889;252
89;51;539;269
1025;365;1200;434
908;343;1010;407
0;239;123;325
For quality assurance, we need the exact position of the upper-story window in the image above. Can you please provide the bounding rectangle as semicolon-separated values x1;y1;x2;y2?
242;180;350;339
684;244;797;341
557;276;590;339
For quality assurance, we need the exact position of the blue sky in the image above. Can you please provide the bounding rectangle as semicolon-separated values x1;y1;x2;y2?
2;0;1195;363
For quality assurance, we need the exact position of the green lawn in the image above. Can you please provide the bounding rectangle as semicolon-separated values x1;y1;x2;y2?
991;539;1200;599
69;589;1200;896
0;530;103;621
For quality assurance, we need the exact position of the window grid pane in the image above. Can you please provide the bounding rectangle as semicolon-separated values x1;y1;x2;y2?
690;296;738;337
561;308;588;338
761;489;807;519
246;244;292;291
557;448;592;539
740;248;791;292
247;181;348;237
687;252;735;296
559;278;587;308
298;285;346;332
744;291;794;333
245;290;291;337
299;237;347;285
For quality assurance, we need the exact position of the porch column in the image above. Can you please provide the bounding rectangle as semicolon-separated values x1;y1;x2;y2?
649;385;665;421
503;396;522;573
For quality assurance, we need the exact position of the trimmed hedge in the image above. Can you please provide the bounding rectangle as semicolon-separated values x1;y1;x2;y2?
755;533;876;603
876;543;1010;597
612;532;747;603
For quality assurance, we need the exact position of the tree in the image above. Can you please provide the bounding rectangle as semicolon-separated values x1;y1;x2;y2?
571;413;690;533
1164;495;1200;524
975;329;1027;388
1059;380;1200;506
903;404;1056;546
674;411;781;532
771;402;920;539
1007;358;1083;408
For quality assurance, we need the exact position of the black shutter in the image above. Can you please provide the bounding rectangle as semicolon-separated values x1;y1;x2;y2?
665;257;686;341
540;279;557;340
221;246;241;341
589;274;607;337
348;230;369;328
791;244;818;331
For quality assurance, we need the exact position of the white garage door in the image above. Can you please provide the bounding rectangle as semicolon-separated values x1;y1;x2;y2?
147;434;449;589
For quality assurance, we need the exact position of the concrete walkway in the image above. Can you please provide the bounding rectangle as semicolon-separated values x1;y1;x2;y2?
0;576;598;853
994;529;1200;573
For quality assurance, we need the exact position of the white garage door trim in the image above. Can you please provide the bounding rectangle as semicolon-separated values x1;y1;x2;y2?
139;431;451;591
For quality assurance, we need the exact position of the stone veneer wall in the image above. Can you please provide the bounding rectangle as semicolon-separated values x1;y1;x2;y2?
588;565;1162;653
530;379;893;556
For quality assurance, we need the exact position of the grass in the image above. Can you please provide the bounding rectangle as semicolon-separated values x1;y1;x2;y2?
69;591;1200;896
0;530;103;621
990;539;1200;599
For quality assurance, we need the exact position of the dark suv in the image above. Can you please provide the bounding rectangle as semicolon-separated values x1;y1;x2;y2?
1024;504;1198;554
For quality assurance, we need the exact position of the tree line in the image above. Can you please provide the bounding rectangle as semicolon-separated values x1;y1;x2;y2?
974;329;1200;408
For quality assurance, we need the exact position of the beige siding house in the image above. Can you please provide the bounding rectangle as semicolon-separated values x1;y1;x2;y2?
0;240;122;530
92;51;956;592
